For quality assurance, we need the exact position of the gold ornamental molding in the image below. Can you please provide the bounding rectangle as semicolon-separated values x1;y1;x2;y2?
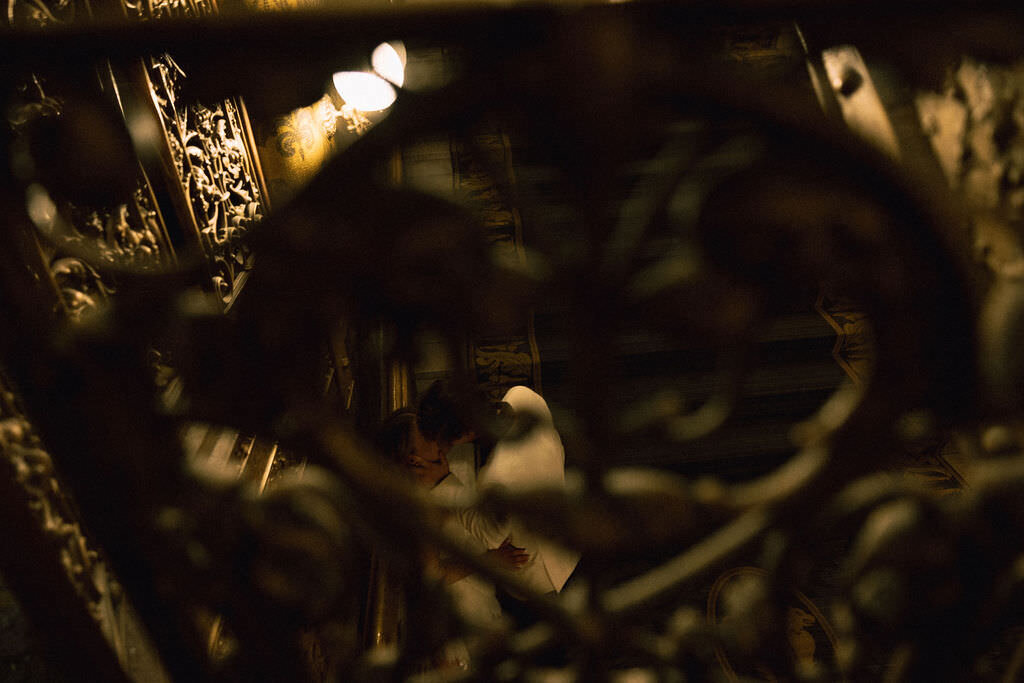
140;53;267;308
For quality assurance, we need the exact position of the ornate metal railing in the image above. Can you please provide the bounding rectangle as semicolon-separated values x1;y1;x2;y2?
5;1;1024;681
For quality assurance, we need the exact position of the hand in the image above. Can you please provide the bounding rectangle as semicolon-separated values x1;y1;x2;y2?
408;443;449;488
487;537;528;571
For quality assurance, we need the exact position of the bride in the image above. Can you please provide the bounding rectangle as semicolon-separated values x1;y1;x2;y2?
375;408;527;670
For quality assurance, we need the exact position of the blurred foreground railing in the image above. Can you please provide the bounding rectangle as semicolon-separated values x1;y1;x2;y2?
4;2;1024;681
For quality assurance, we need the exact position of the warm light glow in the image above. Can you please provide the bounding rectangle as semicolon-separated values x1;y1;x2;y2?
372;42;406;87
26;183;57;231
330;42;405;116
331;71;396;112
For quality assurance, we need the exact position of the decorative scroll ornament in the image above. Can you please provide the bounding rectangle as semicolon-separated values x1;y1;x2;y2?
8;70;172;317
145;54;265;305
120;0;215;21
40;185;169;319
3;53;168;673
6;0;76;27
65;187;168;271
0;373;129;661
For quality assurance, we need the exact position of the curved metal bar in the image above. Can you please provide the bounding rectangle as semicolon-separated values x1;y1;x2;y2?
601;507;771;616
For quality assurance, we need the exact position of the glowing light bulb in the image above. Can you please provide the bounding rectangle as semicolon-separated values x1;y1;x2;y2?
331;71;396;112
330;42;406;115
372;42;406;87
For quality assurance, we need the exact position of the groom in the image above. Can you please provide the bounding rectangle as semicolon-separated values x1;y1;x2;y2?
416;380;580;617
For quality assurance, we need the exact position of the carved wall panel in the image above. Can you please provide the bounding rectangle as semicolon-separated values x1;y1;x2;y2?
142;53;266;307
8;67;176;319
0;371;136;669
2;5;178;675
120;0;215;21
65;187;169;270
43;181;172;319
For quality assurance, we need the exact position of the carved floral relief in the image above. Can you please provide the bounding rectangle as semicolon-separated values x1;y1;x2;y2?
8;68;175;318
0;372;130;661
145;54;265;305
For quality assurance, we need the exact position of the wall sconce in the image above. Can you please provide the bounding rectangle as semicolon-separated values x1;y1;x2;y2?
331;42;406;133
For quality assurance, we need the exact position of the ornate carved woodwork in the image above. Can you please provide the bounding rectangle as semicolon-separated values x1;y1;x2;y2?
0;367;145;678
3;0;269;675
8;68;176;316
141;53;265;307
121;0;215;21
0;376;90;603
2;6;178;678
